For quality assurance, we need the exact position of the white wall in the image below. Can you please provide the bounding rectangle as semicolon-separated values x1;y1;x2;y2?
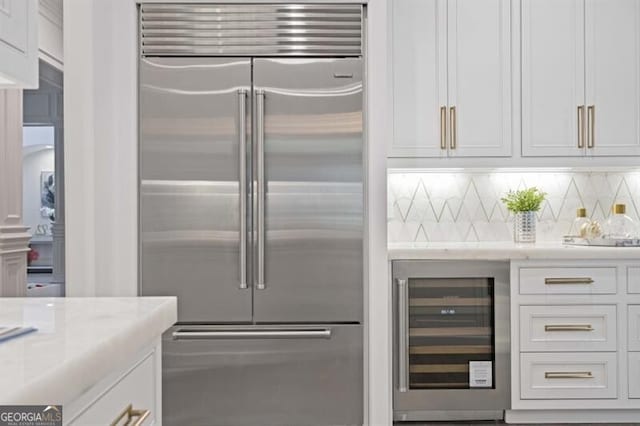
22;147;54;238
64;0;137;296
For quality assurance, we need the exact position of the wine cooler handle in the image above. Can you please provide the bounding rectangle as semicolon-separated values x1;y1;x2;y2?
397;278;409;393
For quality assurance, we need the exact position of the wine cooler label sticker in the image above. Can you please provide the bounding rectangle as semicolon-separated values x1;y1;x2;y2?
469;361;493;388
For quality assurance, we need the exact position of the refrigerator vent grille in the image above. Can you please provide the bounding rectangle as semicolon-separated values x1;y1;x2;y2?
140;4;363;57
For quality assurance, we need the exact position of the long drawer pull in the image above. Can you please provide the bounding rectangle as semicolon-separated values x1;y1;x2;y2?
544;371;594;380
110;404;150;426
172;329;332;340
544;324;594;332
544;277;594;285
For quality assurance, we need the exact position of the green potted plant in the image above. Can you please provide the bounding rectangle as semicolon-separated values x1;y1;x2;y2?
501;187;546;243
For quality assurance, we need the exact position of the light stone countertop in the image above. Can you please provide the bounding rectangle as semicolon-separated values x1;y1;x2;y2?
0;297;177;405
389;241;640;261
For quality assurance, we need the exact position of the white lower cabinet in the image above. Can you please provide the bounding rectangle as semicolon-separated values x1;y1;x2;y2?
520;305;616;352
518;266;617;295
630;353;640;399
630;305;640;351
520;352;617;400
65;340;161;425
510;260;640;422
629;267;640;293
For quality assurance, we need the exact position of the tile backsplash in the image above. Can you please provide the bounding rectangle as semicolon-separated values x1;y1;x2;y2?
388;170;640;243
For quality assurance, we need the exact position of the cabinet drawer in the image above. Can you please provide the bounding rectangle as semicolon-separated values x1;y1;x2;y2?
630;353;640;399
519;267;617;295
629;306;640;351
629;267;640;293
520;305;617;352
68;351;156;425
520;352;617;400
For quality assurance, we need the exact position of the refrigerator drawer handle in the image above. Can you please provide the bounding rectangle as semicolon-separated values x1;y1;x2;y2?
256;89;266;290
238;89;248;290
172;329;332;340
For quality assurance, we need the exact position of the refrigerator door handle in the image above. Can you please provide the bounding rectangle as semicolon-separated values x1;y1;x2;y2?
255;89;266;290
172;328;332;340
238;89;248;290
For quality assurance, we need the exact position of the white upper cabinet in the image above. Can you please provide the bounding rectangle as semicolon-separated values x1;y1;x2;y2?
390;0;512;158
521;0;585;157
447;0;512;157
585;0;640;156
522;0;640;158
0;0;38;88
392;0;447;158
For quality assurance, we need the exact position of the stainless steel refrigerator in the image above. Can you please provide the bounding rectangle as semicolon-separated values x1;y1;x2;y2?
138;4;364;425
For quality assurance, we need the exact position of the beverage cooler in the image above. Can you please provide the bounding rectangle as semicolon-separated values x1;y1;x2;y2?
392;261;510;422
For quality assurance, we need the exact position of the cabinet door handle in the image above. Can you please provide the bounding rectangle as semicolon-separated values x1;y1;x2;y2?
544;324;594;332
544;277;594;285
545;371;593;380
587;105;595;148
449;106;457;150
577;105;585;149
440;106;447;150
110;404;150;426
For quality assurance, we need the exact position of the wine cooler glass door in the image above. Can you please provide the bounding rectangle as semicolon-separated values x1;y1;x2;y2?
393;261;510;420
405;277;495;390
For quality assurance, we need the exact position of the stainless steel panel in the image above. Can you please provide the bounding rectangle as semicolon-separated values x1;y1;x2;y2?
392;261;510;420
162;324;363;426
140;4;363;57
252;58;363;323
140;57;252;323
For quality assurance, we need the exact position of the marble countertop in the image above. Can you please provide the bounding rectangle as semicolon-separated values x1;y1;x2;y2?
389;241;640;260
0;297;177;405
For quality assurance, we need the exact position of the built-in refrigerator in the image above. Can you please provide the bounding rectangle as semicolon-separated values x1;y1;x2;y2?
138;4;364;425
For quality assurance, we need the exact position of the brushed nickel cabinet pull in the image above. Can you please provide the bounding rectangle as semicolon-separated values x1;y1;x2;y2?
110;404;150;426
577;105;585;148
545;371;593;379
544;277;594;285
587;105;595;148
449;106;457;150
544;324;594;332
440;106;447;150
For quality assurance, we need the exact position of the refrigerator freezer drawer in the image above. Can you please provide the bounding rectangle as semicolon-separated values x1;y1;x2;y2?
162;324;363;426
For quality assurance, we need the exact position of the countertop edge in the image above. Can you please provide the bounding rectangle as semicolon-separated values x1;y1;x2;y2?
5;297;177;406
388;245;640;261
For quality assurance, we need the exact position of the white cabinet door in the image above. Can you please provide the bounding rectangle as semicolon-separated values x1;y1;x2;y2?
0;0;37;88
447;0;512;158
630;352;640;398
585;0;640;156
521;0;586;157
520;352;617;400
391;0;447;158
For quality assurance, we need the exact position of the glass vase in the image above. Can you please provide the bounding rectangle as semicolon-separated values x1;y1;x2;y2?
514;211;536;243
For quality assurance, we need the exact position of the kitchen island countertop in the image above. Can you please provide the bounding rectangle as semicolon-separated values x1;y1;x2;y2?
0;297;176;405
389;241;640;261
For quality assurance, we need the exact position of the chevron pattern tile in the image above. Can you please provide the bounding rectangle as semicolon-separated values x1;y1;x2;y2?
388;170;640;243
